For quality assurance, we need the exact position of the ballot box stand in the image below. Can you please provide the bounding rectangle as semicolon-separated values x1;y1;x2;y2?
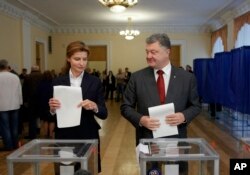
6;139;98;175
139;138;219;175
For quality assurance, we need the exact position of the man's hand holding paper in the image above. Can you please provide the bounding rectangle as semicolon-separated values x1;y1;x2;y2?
165;112;186;126
148;103;179;138
139;115;160;131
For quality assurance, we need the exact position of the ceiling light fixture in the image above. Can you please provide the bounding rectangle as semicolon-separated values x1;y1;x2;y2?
119;17;140;40
99;0;138;13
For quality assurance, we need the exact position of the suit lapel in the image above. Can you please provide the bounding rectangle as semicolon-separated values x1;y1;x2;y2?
61;73;90;98
166;66;177;103
61;75;71;85
81;73;91;97
144;67;161;105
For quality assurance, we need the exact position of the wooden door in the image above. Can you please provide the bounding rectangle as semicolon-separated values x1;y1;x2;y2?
88;45;107;73
36;41;45;72
170;45;181;67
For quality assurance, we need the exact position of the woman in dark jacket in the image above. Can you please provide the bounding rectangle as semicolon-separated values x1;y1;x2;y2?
49;41;108;174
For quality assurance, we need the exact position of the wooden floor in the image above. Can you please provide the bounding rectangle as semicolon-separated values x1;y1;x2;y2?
0;100;248;175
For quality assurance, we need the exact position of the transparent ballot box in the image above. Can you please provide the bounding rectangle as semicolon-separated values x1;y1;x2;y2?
139;138;219;175
7;139;98;175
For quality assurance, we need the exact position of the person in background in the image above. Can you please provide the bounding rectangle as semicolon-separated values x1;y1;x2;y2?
105;70;116;100
185;65;193;73
100;69;107;93
0;59;22;150
48;41;108;174
124;67;131;88
120;33;201;174
18;68;28;135
36;70;55;138
91;68;100;77
7;65;18;75
115;68;125;102
84;67;91;74
19;68;28;85
22;65;43;139
50;69;57;78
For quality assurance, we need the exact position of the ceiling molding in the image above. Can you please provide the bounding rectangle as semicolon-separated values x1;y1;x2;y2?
1;0;249;34
0;0;52;32
234;0;250;17
17;0;59;25
51;24;211;34
0;0;22;18
0;0;211;34
209;0;250;31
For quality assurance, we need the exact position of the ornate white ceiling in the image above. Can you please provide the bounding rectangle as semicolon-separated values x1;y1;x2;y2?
1;0;250;33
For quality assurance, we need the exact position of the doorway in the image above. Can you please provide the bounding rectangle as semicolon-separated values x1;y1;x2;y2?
170;45;181;67
88;45;107;74
35;41;45;72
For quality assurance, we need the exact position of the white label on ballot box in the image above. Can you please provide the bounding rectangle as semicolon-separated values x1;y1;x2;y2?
60;165;74;175
165;164;179;175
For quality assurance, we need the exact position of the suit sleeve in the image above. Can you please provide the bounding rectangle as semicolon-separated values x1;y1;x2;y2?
120;74;143;128
181;74;201;124
94;79;108;120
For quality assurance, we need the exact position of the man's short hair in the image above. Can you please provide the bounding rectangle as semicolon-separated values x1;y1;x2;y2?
0;59;8;70
146;33;171;49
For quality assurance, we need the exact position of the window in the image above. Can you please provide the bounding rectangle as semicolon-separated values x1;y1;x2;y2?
212;37;224;57
235;23;250;48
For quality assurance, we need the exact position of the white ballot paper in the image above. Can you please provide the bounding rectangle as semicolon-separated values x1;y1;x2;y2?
148;103;178;138
54;86;82;128
136;143;149;164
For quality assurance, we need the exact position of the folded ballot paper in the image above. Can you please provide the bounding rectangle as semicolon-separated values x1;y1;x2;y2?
54;86;82;128
148;103;178;138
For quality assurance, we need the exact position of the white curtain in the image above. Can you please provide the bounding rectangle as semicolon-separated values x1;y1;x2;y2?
212;37;224;57
235;23;250;48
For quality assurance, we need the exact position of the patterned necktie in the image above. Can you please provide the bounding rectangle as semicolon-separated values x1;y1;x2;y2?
157;70;165;104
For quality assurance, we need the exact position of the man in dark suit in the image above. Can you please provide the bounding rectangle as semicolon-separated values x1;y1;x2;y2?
120;33;201;145
124;67;131;84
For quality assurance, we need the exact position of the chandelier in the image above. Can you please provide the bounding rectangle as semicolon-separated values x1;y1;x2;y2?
99;0;138;13
119;17;140;40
